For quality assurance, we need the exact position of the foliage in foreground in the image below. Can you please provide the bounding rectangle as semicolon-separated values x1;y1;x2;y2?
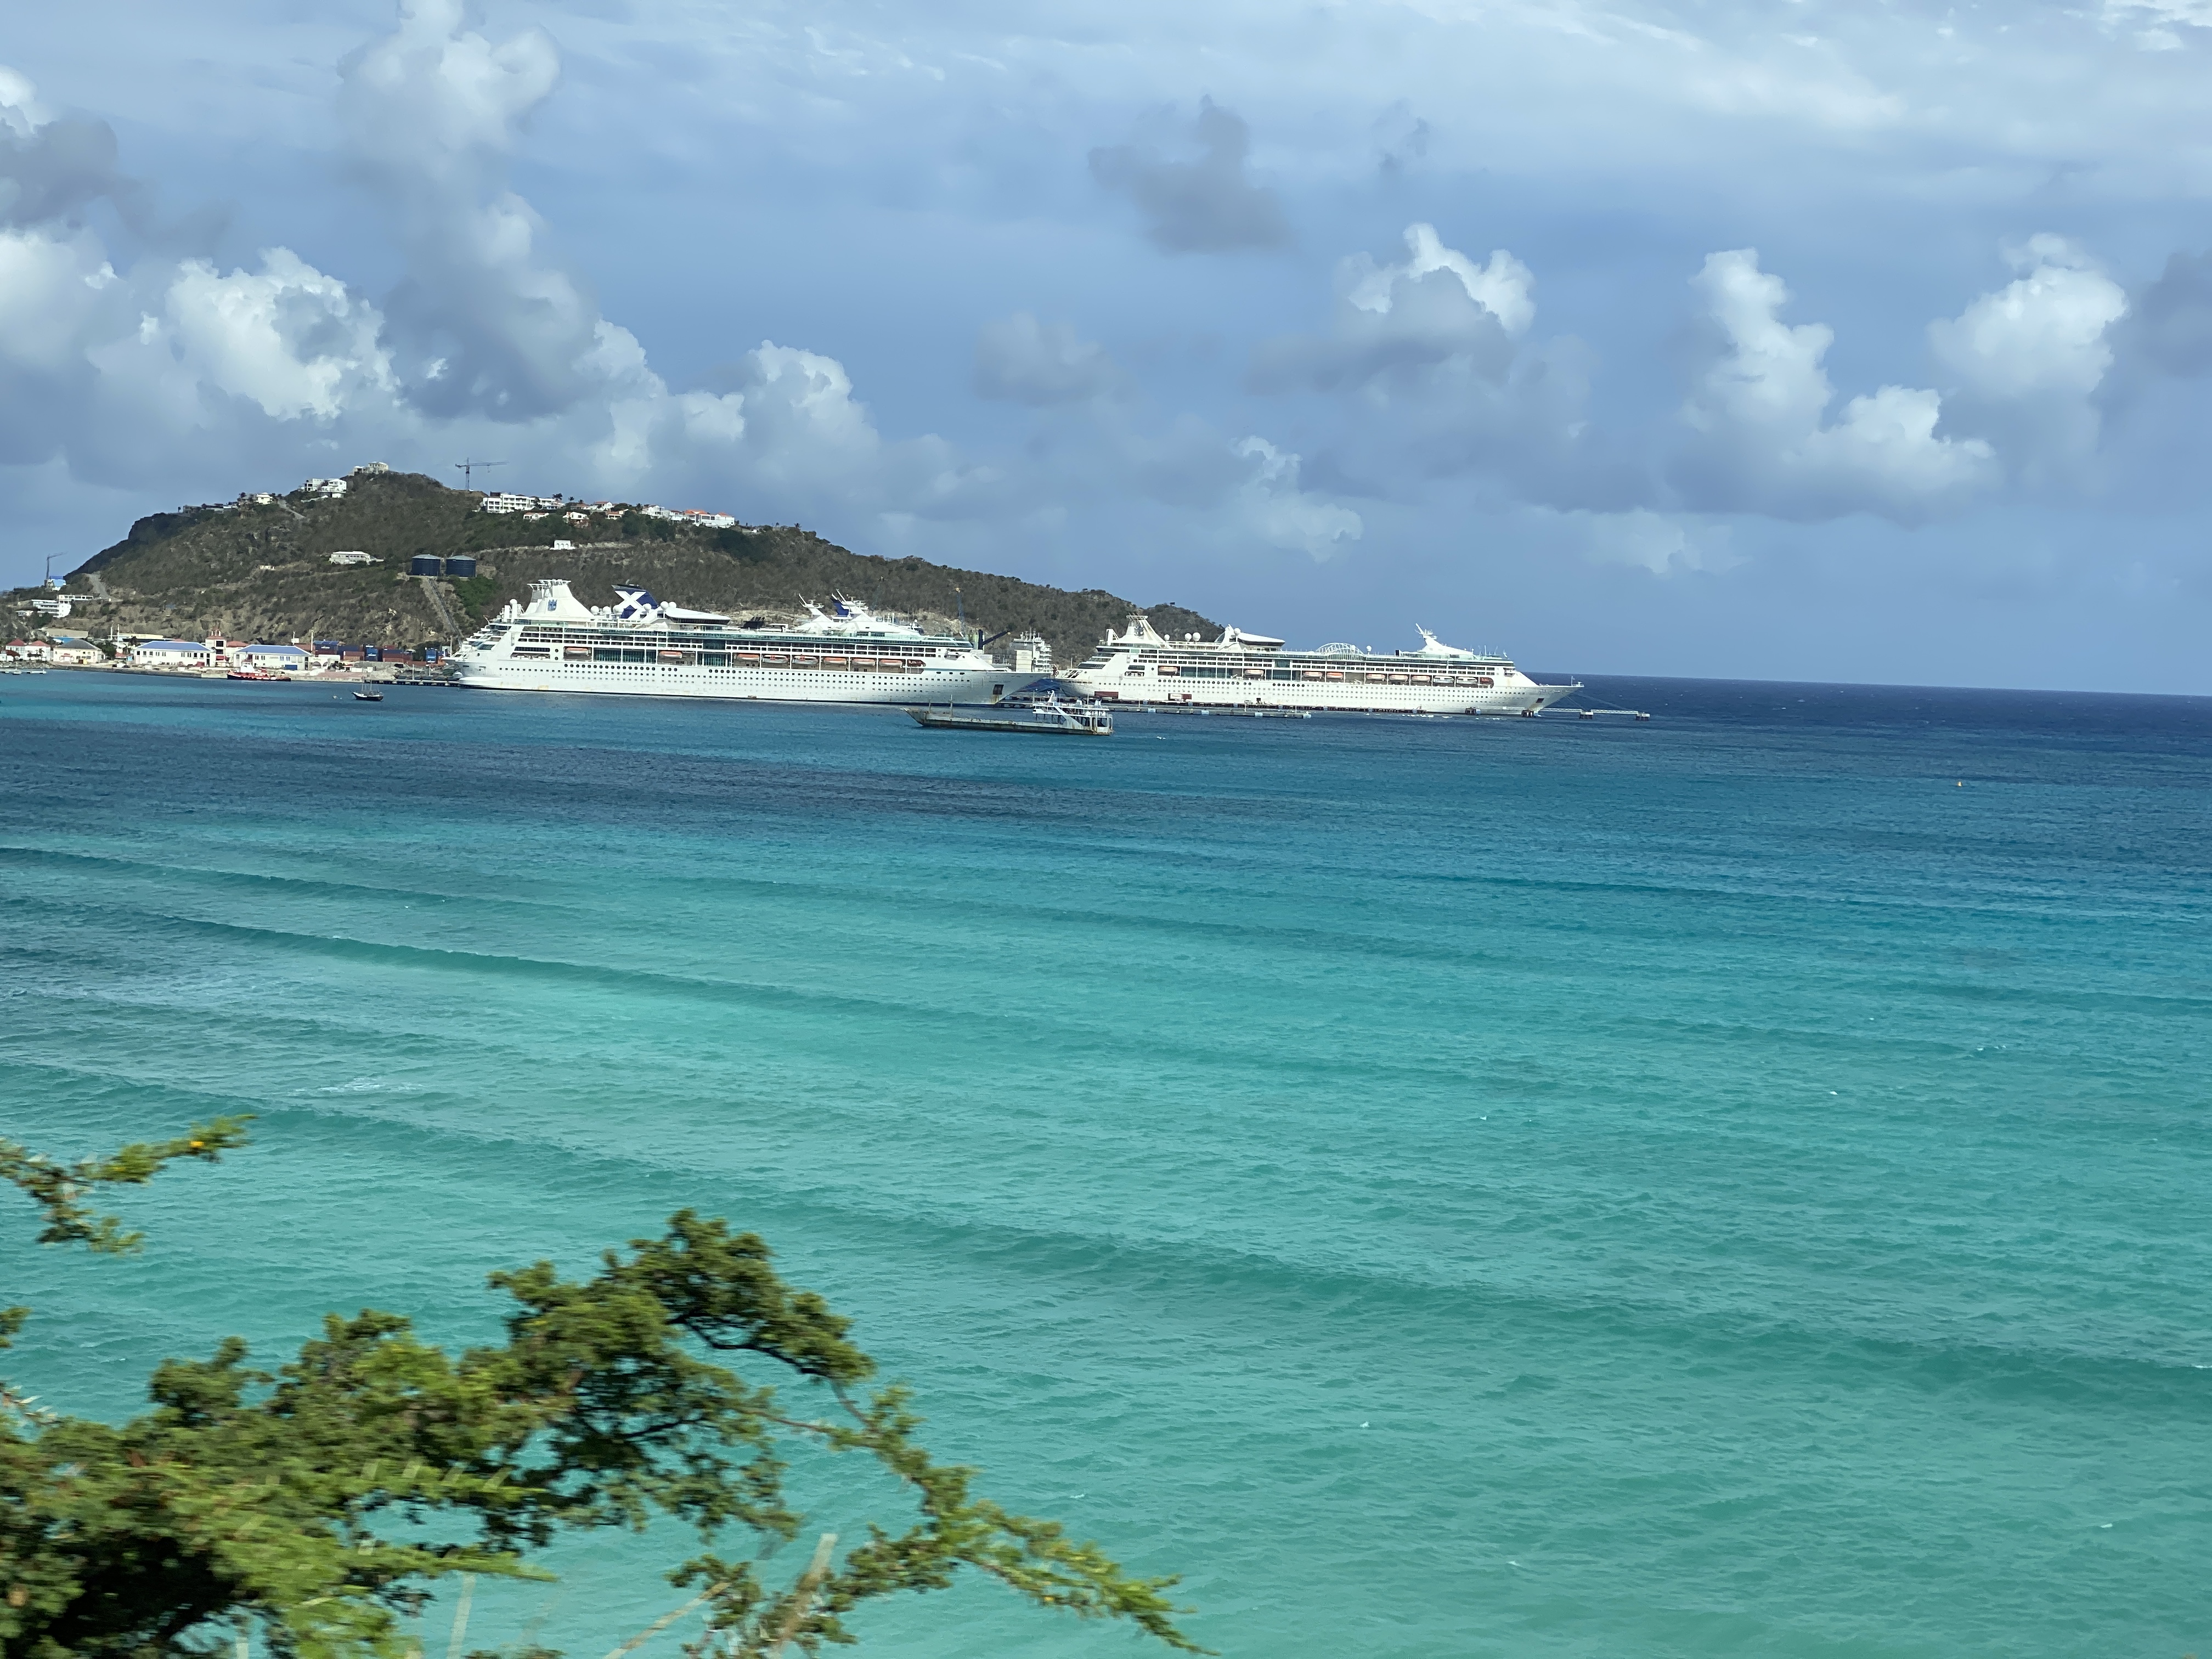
0;1121;1203;1658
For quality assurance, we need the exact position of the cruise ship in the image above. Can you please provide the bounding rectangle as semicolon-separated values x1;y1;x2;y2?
1065;614;1578;715
451;580;1020;703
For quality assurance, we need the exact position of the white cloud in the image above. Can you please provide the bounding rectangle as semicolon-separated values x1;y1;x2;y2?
1248;227;1653;516
1232;436;1362;559
1674;249;1996;522
1929;235;2126;478
2101;0;2212;49
1252;222;1533;394
0;225;112;375
974;312;1122;405
338;0;557;188
1932;236;2126;403
1576;508;1738;576
163;250;393;421
0;40;974;539
0;66;52;139
688;343;879;486
338;0;630;421
1347;223;1534;339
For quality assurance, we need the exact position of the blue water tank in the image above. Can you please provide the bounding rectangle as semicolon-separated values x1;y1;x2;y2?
409;555;443;575
443;555;478;578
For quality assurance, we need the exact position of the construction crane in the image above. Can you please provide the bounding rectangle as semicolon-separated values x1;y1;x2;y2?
453;458;507;488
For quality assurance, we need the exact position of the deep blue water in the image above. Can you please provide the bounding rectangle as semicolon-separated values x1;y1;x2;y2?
4;670;2209;1658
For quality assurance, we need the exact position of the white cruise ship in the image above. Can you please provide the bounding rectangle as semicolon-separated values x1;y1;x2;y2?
1065;614;1578;715
451;580;1019;704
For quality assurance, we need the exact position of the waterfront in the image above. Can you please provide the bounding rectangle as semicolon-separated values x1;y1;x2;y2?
4;672;2209;1657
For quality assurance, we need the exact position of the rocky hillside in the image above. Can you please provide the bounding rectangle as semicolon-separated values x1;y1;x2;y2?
31;470;1218;669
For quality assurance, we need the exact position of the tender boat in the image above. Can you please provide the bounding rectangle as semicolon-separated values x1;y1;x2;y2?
906;686;1113;736
353;689;384;702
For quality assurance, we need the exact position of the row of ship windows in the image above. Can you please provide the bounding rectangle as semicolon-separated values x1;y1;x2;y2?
1126;665;1499;685
517;637;944;656
1116;656;1508;669
510;648;931;668
508;664;926;671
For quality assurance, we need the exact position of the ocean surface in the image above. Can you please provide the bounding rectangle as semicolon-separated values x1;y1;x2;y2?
4;670;2209;1658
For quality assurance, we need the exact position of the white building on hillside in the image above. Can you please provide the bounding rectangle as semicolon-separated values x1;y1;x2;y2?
328;551;377;567
635;504;737;529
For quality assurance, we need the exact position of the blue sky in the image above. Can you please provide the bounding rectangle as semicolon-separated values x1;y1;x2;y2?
5;0;2212;689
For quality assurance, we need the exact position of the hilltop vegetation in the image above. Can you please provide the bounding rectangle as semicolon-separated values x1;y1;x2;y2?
36;471;1217;667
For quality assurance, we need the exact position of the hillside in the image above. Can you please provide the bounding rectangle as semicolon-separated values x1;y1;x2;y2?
31;470;1218;669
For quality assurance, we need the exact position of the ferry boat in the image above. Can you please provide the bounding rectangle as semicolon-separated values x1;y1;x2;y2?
1065;614;1577;716
906;685;1114;736
450;582;1022;705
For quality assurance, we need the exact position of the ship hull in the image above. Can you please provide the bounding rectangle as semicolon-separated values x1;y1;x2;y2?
455;659;1017;703
1067;676;1569;715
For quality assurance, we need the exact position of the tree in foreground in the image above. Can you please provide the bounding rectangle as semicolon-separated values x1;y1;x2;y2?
0;1120;1204;1657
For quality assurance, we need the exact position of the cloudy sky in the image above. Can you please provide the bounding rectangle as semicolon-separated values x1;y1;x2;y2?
5;0;2212;690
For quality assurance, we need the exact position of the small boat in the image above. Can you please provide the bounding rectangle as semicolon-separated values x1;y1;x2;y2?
906;686;1113;736
353;689;384;702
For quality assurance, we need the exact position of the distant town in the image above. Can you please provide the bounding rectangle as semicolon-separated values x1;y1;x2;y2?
4;459;753;684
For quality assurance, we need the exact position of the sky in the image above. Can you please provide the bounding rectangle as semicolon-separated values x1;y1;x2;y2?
5;0;2212;690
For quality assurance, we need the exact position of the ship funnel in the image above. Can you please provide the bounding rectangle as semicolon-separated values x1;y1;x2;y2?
526;579;598;624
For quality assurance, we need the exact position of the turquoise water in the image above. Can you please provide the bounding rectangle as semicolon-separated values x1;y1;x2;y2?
4;672;2209;1657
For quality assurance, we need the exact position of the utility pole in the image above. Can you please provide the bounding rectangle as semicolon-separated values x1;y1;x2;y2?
453;459;506;489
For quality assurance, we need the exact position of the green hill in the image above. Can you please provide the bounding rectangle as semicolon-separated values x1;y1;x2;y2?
31;469;1217;669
